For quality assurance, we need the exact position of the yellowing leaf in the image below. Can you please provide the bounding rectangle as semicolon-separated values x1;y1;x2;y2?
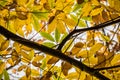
18;65;27;71
19;76;28;80
16;0;28;6
90;7;103;16
64;17;76;28
91;0;100;6
0;40;9;51
21;45;32;51
57;20;66;33
26;67;31;77
111;54;120;65
89;43;103;56
0;62;5;74
40;71;52;80
33;55;44;62
13;42;21;53
48;19;57;33
7;58;14;66
20;51;31;61
28;50;34;60
31;69;40;76
67;72;79;79
47;57;59;64
32;61;41;67
62;62;72;76
76;50;88;58
71;42;84;55
82;2;92;17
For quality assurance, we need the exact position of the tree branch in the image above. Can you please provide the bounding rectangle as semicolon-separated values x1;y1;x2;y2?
95;65;120;71
0;25;109;80
57;16;120;50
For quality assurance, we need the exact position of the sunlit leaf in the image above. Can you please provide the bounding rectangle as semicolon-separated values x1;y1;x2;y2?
33;55;44;62
18;65;27;71
28;50;34;60
31;69;40;76
40;32;55;41
42;42;55;48
71;42;84;55
67;72;79;79
26;67;31;77
7;58;14;66
89;43;103;56
0;40;9;51
32;14;40;31
76;50;88;58
55;28;60;42
111;53;120;65
90;7;103;16
0;62;5;74
57;20;66;33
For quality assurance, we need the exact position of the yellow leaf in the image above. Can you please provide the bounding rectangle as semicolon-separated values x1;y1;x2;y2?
82;2;92;17
28;50;34;60
71;42;84;55
57;20;66;33
89;43;103;56
76;50;88;58
0;40;9;51
91;0;100;6
17;27;24;36
16;0;28;6
67;72;79;79
26;67;31;77
20;51;31;61
31;69;40;76
18;65;27;71
19;76;28;80
21;45;32;51
90;7;104;16
48;19;57;33
33;55;44;62
64;16;76;28
7;58;14;66
111;54;120;65
0;62;5;74
13;42;21;53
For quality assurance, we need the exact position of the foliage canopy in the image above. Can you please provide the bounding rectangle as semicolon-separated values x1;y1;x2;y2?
0;0;120;80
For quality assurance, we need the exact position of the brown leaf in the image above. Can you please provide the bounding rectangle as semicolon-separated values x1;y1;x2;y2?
61;62;72;76
32;61;41;67
26;67;31;77
40;71;52;80
47;57;59;64
77;0;84;4
48;16;55;24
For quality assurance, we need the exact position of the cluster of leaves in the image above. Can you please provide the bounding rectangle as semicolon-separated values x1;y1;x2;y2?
0;0;120;80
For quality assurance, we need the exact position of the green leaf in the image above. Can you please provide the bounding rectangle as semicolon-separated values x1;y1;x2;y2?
60;33;68;43
0;73;3;80
41;58;46;69
40;32;55;41
32;14;40;31
42;42;55;48
78;20;86;27
55;28;60;42
3;70;10;80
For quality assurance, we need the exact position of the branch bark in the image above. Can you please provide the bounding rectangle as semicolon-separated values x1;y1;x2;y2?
57;16;120;50
0;25;109;80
